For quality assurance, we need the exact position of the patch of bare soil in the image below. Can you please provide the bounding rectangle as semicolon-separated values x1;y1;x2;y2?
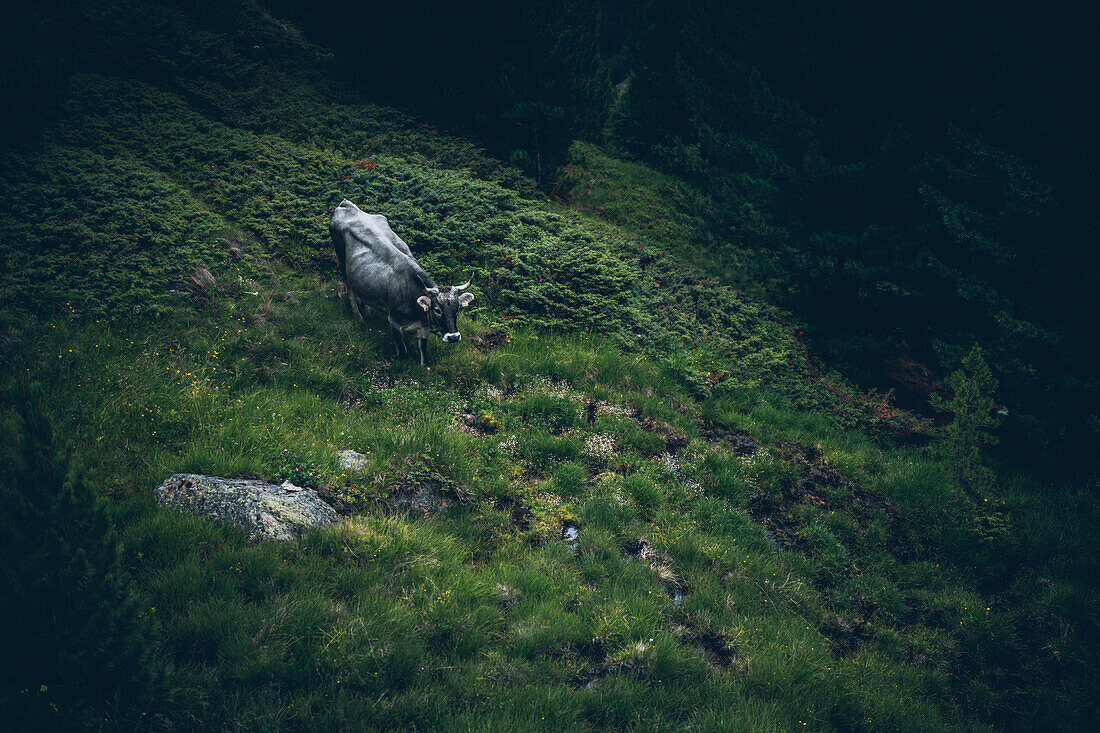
819;615;879;657
637;414;689;453
386;461;469;516
338;384;362;407
472;327;509;352
674;625;746;671
387;477;454;515
315;484;354;514
506;502;533;531
701;422;760;456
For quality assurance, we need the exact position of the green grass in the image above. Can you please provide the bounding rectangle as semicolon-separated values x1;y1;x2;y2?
1;2;1095;730
9;284;1091;729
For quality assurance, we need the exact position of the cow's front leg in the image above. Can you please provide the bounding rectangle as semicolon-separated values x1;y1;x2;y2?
347;282;364;322
418;336;429;366
391;326;408;358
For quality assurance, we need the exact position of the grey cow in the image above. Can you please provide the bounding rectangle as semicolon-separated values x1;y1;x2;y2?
330;200;474;365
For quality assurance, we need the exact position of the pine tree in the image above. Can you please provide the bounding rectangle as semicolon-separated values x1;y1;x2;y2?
932;346;1012;544
933;345;1001;493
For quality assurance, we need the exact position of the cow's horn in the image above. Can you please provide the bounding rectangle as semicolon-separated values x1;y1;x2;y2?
415;273;437;294
454;280;472;291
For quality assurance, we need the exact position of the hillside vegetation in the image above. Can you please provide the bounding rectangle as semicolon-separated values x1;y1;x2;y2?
278;0;1100;475
1;2;1096;730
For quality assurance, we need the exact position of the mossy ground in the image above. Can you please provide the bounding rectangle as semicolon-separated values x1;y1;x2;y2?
1;3;1095;730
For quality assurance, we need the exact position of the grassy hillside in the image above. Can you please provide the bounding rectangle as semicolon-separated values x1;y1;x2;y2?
1;2;1095;730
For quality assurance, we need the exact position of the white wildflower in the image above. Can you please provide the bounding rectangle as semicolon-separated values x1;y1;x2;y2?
583;433;616;459
498;434;519;456
478;384;505;402
596;401;628;417
525;375;575;400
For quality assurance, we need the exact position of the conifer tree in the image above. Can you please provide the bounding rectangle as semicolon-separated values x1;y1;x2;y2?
932;344;1001;495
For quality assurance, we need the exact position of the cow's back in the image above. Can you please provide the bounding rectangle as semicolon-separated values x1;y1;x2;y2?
330;200;413;268
330;200;431;318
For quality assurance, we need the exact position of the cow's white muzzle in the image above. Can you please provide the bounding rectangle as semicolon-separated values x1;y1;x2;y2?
443;332;462;343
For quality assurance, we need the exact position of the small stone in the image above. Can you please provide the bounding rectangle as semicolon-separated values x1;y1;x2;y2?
337;449;369;471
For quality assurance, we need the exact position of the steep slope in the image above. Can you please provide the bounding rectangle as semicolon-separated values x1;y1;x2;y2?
1;2;1095;730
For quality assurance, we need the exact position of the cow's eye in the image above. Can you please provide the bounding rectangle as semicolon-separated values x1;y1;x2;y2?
433;306;443;315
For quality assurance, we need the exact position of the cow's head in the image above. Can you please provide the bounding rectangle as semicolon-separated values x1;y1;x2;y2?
417;280;474;343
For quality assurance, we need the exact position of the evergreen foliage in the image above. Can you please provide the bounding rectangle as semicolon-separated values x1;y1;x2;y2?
253;0;1099;477
933;345;1001;495
0;385;166;729
0;1;1096;730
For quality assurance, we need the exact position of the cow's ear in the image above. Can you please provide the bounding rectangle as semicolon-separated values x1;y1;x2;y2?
417;295;432;311
458;292;475;307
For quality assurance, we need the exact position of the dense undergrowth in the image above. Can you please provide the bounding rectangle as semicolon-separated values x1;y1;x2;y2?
1;1;1096;730
285;0;1100;476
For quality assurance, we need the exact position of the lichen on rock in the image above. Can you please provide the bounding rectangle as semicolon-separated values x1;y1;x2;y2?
154;473;339;541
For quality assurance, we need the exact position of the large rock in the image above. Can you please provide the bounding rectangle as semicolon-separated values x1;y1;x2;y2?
154;473;339;541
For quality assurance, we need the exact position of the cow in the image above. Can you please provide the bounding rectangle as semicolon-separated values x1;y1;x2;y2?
330;199;474;365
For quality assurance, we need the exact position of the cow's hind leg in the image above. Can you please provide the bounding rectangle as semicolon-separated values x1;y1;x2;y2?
346;281;365;322
391;326;408;358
